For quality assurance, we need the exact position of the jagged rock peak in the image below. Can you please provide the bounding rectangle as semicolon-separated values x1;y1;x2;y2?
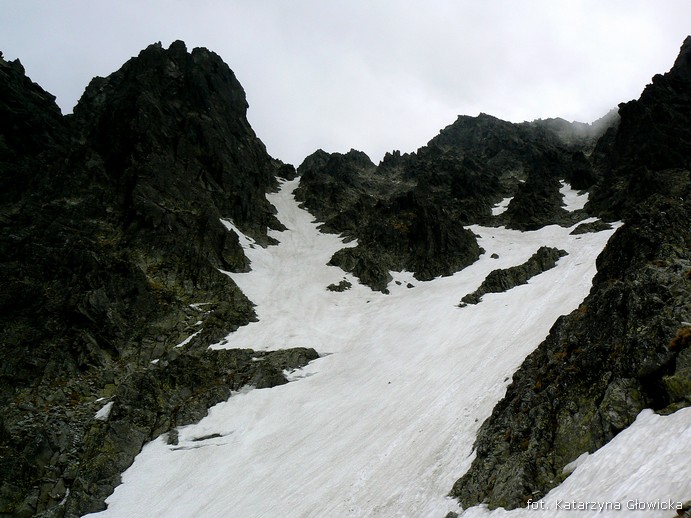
298;148;375;170
587;35;691;218
646;34;691;88
669;35;691;78
74;39;253;136
0;46;68;200
69;39;284;239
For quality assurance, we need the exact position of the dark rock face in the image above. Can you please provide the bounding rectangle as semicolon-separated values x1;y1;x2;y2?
451;197;690;509
296;149;483;292
295;113;605;291
71;40;284;244
450;37;691;511
569;219;613;235
588;36;691;219
328;189;483;292
4;346;318;517
326;279;352;292
459;247;568;306
0;41;307;517
0;53;69;202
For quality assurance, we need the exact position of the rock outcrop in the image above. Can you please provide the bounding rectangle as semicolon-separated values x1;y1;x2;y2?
569;219;613;235
459;247;568;306
450;37;691;511
0;41;311;517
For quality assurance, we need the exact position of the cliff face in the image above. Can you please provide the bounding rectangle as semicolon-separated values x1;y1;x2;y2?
450;37;691;511
0;42;314;517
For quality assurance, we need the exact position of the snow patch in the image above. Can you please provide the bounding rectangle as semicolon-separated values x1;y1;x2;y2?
562;451;590;475
560;180;589;211
59;488;70;506
175;329;202;348
220;218;257;249
94;401;114;421
460;408;691;517
283;366;317;382
189;302;212;311
387;269;417;289
491;196;513;216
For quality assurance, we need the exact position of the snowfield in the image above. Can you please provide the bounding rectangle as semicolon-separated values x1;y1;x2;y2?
86;178;690;518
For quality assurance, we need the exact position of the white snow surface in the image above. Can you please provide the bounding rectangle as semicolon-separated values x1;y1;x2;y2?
94;401;114;422
84;178;689;518
491;196;512;216
560;181;589;212
492;180;586;217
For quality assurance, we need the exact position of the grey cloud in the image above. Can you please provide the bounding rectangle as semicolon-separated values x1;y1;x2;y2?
1;0;690;165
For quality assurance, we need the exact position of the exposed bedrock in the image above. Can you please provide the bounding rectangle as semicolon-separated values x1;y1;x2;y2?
451;195;690;509
459;247;568;306
449;37;691;508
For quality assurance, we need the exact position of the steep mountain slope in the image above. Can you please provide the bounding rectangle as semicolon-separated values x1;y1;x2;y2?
450;37;691;511
0;42;315;517
291;41;689;512
0;36;688;518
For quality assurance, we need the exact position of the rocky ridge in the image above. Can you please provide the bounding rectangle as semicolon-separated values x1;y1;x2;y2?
294;110;608;291
0;42;314;517
450;37;691;510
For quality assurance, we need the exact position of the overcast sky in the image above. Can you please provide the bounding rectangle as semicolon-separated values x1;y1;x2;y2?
2;1;690;166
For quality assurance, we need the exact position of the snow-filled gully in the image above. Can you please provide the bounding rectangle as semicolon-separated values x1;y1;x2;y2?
87;179;690;518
